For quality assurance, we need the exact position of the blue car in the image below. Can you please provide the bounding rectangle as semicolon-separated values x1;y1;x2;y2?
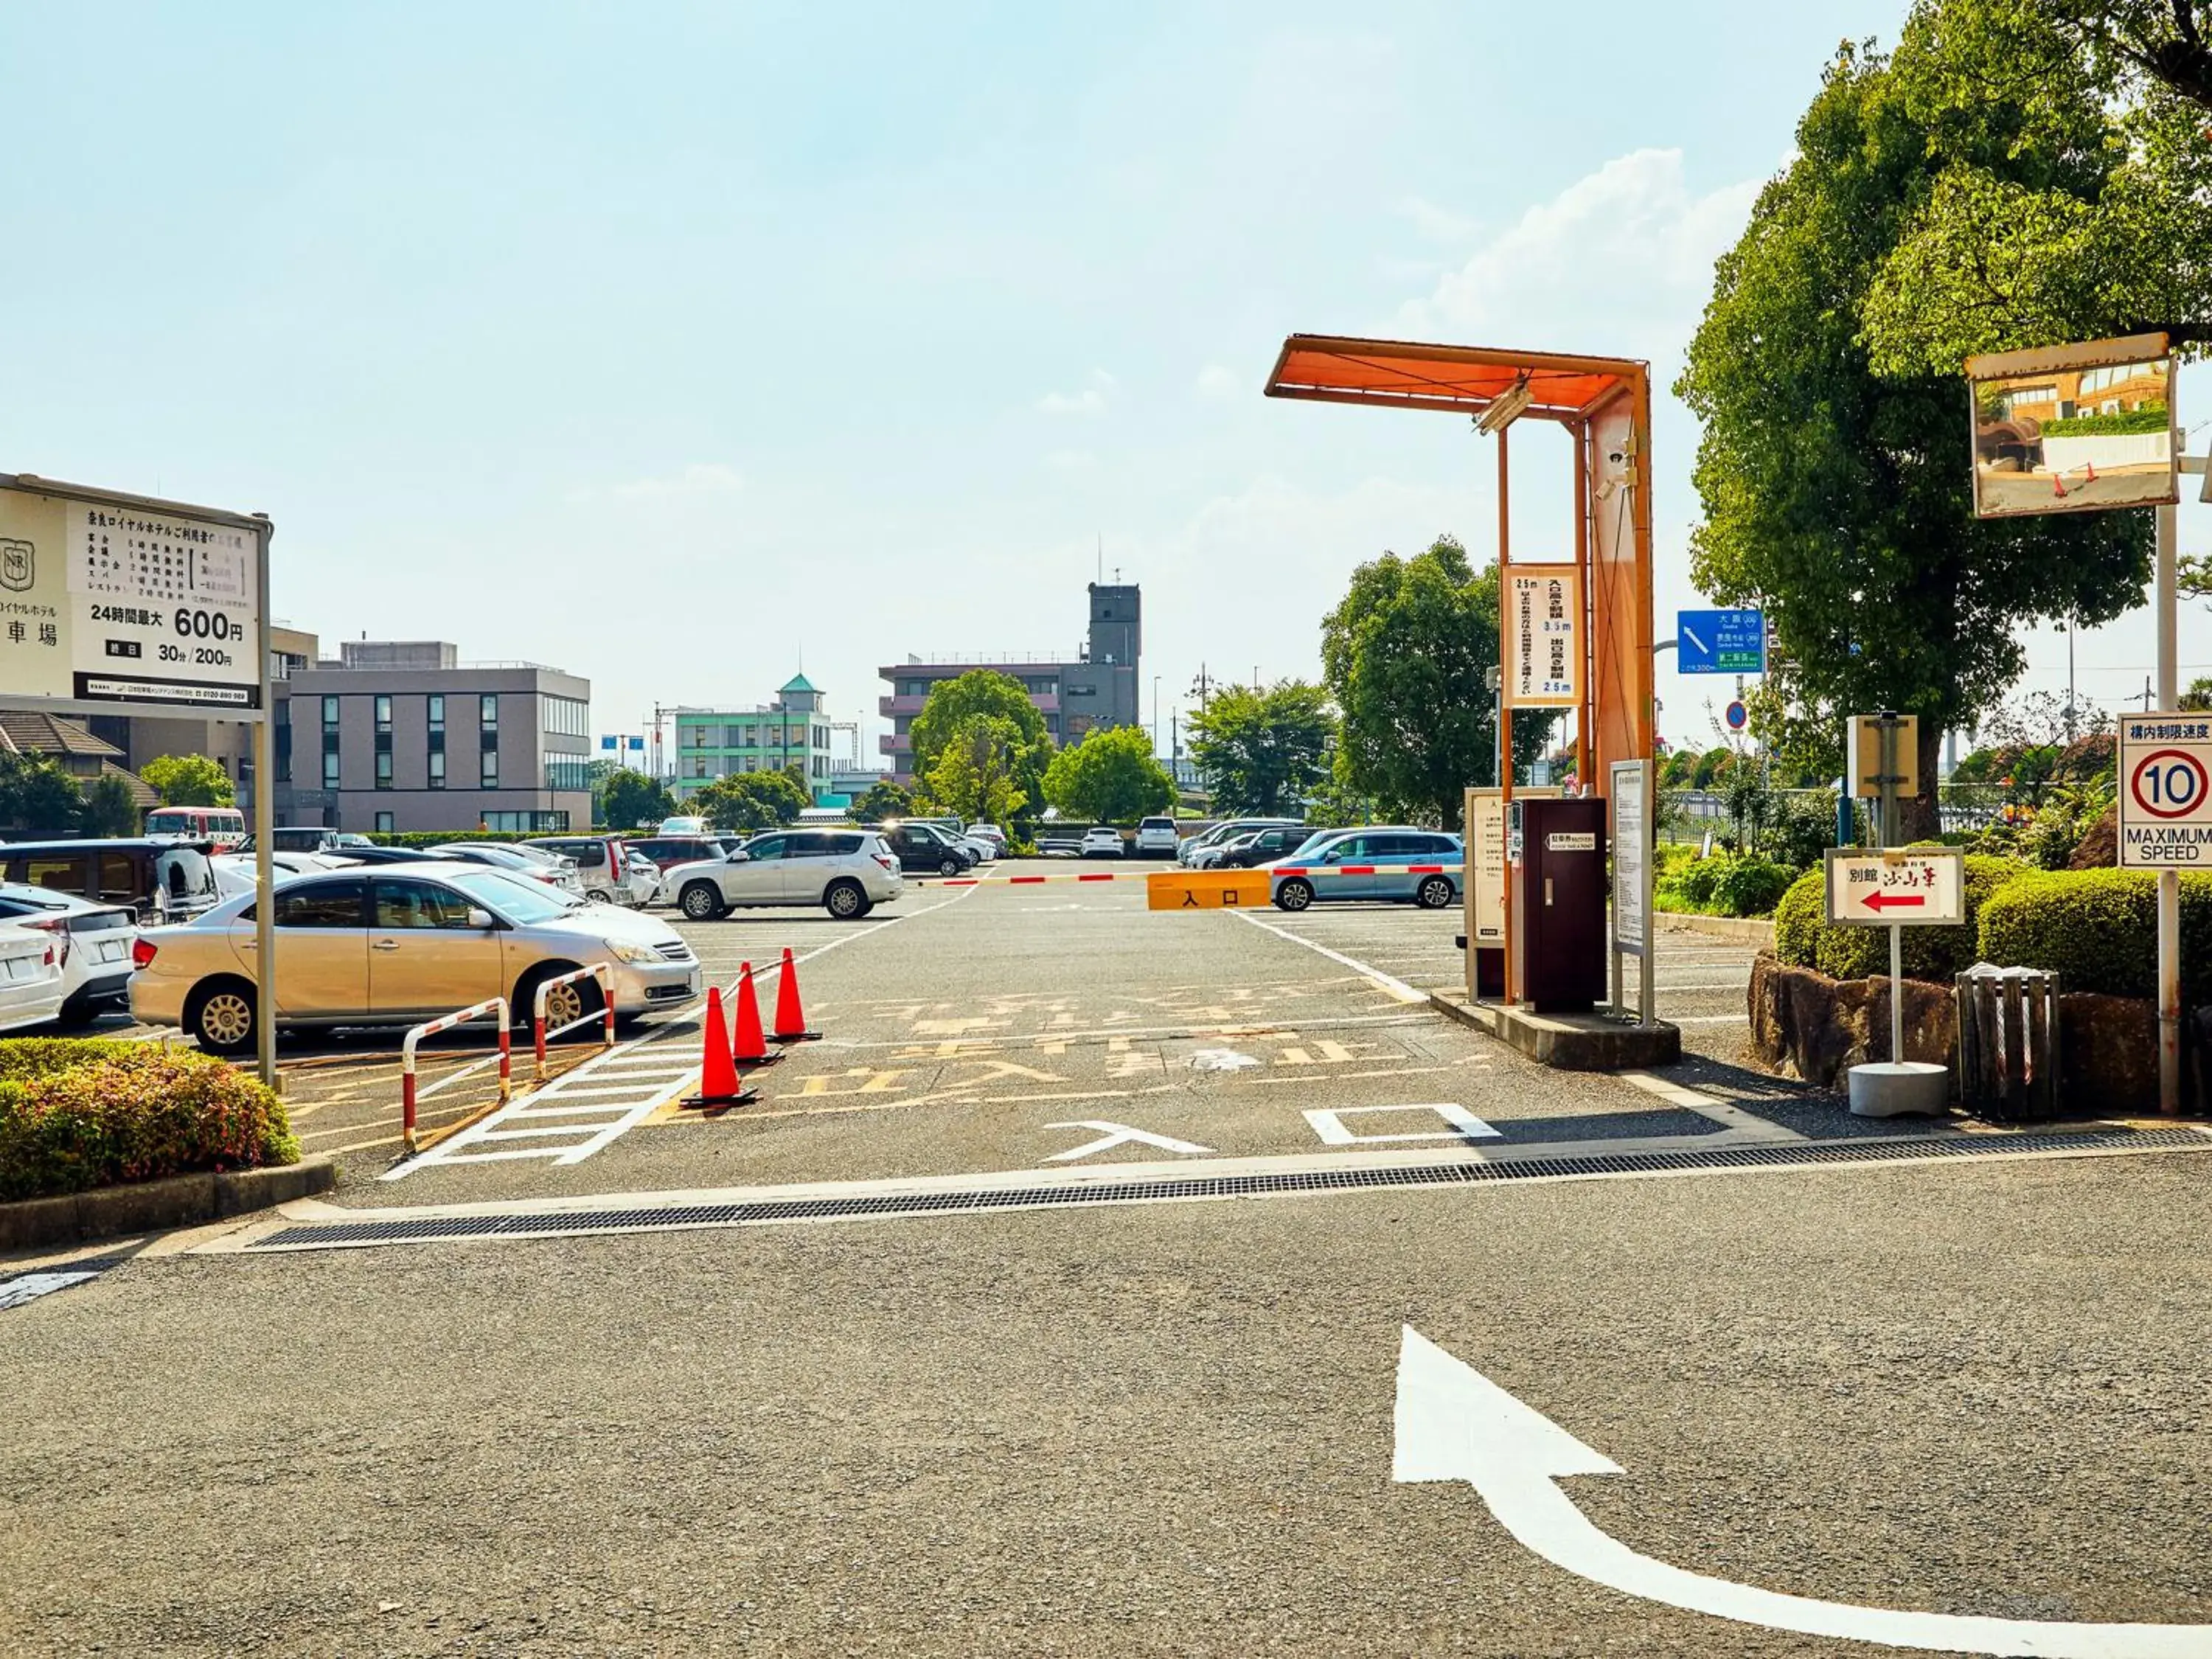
1262;827;1464;912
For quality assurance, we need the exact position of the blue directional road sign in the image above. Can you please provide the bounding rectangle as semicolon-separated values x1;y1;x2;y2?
1677;608;1767;675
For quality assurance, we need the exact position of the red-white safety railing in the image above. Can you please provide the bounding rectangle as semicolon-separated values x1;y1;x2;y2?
400;997;509;1154
944;863;1465;886
532;962;616;1080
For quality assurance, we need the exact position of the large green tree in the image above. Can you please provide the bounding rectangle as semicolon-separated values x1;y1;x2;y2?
1185;680;1333;815
1042;725;1174;824
908;671;1053;808
139;754;234;807
1320;535;1551;829
1677;37;2154;838
0;755;84;835
921;714;1030;827
1861;0;2212;373
692;767;811;833
80;773;140;837
852;777;913;821
600;768;674;831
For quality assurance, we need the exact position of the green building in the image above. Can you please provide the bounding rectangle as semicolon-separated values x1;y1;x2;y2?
669;675;835;804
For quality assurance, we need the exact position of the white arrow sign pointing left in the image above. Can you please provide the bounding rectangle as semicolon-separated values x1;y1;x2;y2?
1393;1326;2211;1658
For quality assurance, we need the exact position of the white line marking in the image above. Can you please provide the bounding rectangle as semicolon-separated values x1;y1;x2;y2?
1229;910;1430;1004
1043;1121;1214;1161
1394;1326;2209;1656
1615;1070;1807;1141
0;1268;106;1310
1304;1102;1500;1147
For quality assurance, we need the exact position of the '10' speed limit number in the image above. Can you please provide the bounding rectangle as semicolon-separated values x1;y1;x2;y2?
2118;716;2212;867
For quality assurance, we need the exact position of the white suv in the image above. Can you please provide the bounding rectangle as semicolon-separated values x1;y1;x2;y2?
1133;816;1178;858
664;830;903;920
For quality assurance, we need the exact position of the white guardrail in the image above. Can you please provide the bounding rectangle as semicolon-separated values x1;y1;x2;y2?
400;997;509;1154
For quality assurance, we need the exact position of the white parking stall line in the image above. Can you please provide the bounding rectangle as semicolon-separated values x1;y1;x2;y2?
1228;910;1430;1004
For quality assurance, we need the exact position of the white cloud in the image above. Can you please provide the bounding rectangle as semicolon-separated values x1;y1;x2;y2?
594;462;746;501
1194;364;1242;400
1397;149;1760;366
1043;448;1097;471
1394;193;1478;245
1037;368;1117;416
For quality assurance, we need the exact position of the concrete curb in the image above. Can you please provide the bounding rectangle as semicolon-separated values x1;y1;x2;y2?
1657;911;1776;946
0;1156;336;1252
1429;992;1683;1070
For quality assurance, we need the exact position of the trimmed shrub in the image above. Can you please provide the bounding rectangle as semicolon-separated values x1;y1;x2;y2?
1772;855;2030;984
1975;869;2212;1001
1711;856;1795;918
0;1045;299;1203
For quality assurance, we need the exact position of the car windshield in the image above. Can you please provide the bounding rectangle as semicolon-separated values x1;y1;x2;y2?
1281;831;1337;860
448;868;576;925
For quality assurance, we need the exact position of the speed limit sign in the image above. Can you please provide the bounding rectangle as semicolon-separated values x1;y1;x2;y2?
2118;714;2212;866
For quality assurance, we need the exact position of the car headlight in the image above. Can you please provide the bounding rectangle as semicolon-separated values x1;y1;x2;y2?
608;940;663;965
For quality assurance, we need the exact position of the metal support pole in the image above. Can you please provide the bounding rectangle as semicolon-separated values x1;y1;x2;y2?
2157;501;2180;1114
251;517;277;1092
1888;922;1904;1064
1497;424;1515;1004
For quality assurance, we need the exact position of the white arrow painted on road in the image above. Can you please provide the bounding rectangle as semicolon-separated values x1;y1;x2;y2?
1043;1121;1214;1162
1393;1326;2211;1657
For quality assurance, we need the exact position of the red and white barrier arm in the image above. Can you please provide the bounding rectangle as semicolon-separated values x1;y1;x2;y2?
400;996;510;1153
532;963;617;1080
943;863;1466;886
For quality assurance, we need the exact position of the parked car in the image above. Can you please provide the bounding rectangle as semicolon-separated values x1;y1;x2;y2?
428;843;585;897
0;921;65;1033
145;805;248;848
662;830;902;921
129;863;702;1054
259;827;347;854
657;815;709;835
880;821;977;877
1133;816;1179;858
1178;817;1303;866
625;834;745;877
524;836;656;907
0;839;221;923
1079;827;1125;859
1214;825;1315;869
967;824;1009;855
211;850;353;899
1035;837;1082;858
322;845;467;866
1262;828;1464;912
0;884;139;1024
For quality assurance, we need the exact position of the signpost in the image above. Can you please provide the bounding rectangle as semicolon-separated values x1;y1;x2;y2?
2118;715;2212;867
1964;333;2194;1114
1609;759;1652;1026
1503;566;1583;710
0;475;276;1088
1676;608;1766;675
1724;700;1747;733
1824;844;1963;1117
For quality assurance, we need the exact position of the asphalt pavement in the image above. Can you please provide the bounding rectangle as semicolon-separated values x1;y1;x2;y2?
5;858;2209;1657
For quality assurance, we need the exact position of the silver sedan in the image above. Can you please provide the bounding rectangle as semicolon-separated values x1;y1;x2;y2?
130;861;700;1054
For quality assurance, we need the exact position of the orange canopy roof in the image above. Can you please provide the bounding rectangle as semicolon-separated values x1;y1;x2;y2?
1263;334;1644;424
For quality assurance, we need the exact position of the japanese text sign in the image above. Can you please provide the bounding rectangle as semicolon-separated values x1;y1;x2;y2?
1504;564;1581;709
2118;714;2212;869
1823;847;1964;928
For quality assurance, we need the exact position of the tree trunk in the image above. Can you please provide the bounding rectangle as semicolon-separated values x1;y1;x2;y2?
1896;720;1947;844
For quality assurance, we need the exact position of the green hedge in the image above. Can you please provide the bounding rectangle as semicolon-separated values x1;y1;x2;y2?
0;1043;299;1203
1655;852;1798;918
1976;869;2212;1001
1773;855;2028;983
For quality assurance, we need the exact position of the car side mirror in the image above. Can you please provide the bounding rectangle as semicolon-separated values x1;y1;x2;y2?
466;908;496;930
728;850;749;863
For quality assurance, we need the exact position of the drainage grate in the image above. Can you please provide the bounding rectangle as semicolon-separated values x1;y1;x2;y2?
248;1126;2212;1252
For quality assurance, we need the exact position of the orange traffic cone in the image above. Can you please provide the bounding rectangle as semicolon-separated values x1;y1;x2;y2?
731;962;782;1068
2052;471;2069;498
771;945;822;1043
680;986;757;1109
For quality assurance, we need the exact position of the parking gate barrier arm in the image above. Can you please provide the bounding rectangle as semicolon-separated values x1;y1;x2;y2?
400;996;510;1153
532;963;616;1080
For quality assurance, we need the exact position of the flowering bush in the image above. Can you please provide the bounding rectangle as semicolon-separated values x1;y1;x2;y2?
0;1043;298;1202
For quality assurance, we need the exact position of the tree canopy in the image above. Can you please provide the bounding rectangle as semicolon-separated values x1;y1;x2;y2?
692;768;811;833
600;768;674;831
1186;681;1333;817
1042;725;1173;824
1320;535;1551;829
79;773;140;837
140;754;234;807
0;754;84;835
1677;35;2155;835
908;671;1053;811
852;777;914;821
921;714;1030;827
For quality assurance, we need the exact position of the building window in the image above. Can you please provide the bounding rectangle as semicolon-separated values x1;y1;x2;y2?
681;725;706;750
375;695;392;731
428;750;446;790
275;700;292;785
375;751;393;790
483;810;571;833
374;811;394;833
541;695;588;738
692;757;709;779
481;745;498;788
427;694;445;787
480;694;498;787
321;695;340;788
543;753;591;792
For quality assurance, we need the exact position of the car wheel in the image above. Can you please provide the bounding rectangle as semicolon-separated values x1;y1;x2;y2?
680;881;727;921
186;978;257;1056
937;856;961;877
55;990;97;1028
1275;878;1314;913
1416;876;1455;910
825;879;870;919
521;965;602;1034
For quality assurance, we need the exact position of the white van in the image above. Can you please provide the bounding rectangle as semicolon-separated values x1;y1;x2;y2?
146;805;247;849
656;815;709;836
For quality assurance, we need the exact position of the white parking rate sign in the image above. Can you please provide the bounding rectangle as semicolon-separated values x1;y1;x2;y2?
1823;848;1964;927
2118;714;2212;867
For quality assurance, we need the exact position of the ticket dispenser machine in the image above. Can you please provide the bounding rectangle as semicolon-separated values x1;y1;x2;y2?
1514;797;1609;1012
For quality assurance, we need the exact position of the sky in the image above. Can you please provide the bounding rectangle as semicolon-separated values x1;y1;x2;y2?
2;1;2204;773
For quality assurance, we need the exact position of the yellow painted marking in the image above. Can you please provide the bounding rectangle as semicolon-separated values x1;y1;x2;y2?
1315;1039;1359;1063
911;1016;1009;1037
1276;1046;1313;1065
798;1068;912;1097
892;1040;1004;1060
941;1058;1067;1087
